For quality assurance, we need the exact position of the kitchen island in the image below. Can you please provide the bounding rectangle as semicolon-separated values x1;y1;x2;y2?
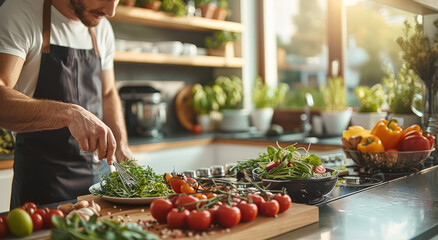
272;163;438;240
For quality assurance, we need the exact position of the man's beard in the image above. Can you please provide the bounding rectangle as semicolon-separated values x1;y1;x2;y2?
69;0;102;27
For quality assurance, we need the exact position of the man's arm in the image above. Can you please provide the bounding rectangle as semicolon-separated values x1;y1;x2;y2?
0;53;116;163
101;68;132;163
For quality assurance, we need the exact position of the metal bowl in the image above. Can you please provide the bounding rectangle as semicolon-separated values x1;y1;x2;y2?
344;149;435;169
253;168;339;204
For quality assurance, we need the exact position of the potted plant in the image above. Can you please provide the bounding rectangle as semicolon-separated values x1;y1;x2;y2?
320;76;352;136
351;84;387;130
214;76;250;132
382;63;422;128
161;0;187;16
192;83;225;132
135;0;162;10
250;77;289;132
195;0;217;18
205;30;239;58
212;0;230;20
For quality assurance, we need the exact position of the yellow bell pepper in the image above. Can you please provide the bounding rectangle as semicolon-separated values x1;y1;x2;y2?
357;135;385;152
370;119;402;150
343;126;371;140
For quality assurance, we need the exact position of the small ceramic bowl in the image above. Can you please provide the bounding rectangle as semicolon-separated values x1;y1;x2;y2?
156;41;183;56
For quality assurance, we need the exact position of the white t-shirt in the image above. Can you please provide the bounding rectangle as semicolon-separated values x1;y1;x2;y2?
0;0;115;97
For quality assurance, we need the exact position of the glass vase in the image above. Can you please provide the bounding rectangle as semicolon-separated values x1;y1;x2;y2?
419;85;438;149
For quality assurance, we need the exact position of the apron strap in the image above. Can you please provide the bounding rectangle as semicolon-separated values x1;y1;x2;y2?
88;28;100;57
42;0;100;57
42;0;51;54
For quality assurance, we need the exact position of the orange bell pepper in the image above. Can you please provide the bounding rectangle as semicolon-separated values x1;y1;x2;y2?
370;119;402;150
357;135;385;152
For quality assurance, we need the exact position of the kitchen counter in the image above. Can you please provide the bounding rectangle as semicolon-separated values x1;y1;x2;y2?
271;164;438;240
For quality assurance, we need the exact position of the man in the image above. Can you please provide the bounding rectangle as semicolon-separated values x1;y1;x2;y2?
0;0;132;209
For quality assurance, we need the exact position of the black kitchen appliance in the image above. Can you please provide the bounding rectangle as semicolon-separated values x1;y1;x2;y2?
119;86;167;137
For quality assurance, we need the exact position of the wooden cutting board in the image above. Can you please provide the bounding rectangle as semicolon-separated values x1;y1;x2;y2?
175;85;196;131
77;194;319;239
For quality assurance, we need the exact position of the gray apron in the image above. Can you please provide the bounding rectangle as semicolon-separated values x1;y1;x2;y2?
11;0;109;209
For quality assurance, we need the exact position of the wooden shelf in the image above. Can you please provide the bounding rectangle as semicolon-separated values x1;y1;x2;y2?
114;51;243;68
373;0;438;14
278;63;326;72
112;6;244;32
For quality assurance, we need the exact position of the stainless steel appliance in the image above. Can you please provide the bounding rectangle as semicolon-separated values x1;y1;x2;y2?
119;86;167;137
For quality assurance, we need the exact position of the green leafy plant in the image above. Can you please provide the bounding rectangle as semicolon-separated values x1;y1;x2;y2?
382;64;421;114
320;77;347;111
396;18;438;91
354;84;385;113
194;0;213;8
52;214;160;240
91;160;173;198
205;31;239;49
192;83;226;115
214;75;243;109
216;0;231;16
252;77;289;109
161;0;186;16
135;0;161;7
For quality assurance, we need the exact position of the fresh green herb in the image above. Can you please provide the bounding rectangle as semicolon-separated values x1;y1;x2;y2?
234;143;334;180
91;160;173;198
51;214;160;240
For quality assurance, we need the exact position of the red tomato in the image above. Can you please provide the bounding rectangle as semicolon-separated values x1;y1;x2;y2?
186;178;198;189
262;192;274;201
205;193;217;199
217;205;241;228
313;164;326;174
274;194;292;213
22;202;37;210
207;206;219;224
187;210;211;231
192;193;207;200
260;200;280;217
166;208;189;229
0;216;8;238
31;212;43;231
247;194;265;208
168;195;179;207
192;125;202;134
44;209;64;228
150;198;173;224
175;195;199;211
34;209;47;219
237;202;258;222
169;178;186;193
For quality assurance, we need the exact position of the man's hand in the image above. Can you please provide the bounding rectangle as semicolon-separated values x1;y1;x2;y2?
67;104;117;164
115;143;133;163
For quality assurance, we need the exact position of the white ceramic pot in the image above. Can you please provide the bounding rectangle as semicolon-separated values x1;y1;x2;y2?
219;109;250;132
351;112;387;130
321;109;352;136
197;114;212;133
250;108;274;132
388;113;421;129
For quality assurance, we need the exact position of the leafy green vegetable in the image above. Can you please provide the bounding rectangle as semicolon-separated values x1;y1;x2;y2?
91;160;173;198
233;143;334;180
51;214;160;240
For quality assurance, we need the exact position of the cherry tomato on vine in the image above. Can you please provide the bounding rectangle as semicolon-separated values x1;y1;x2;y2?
0;216;8;238
34;209;46;219
193;193;207;200
180;183;195;194
274;194;292;213
247;194;265;208
260;200;280;217
237;202;258;222
205;192;217;199
150;198;173;223
187;210;211;231
207;205;219;224
44;209;64;228
169;178;186;193
175;195;199;211
31;212;43;231
167;208;189;229
217;205;241;228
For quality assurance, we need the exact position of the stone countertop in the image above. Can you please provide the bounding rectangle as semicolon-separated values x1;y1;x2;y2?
271;164;438;240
